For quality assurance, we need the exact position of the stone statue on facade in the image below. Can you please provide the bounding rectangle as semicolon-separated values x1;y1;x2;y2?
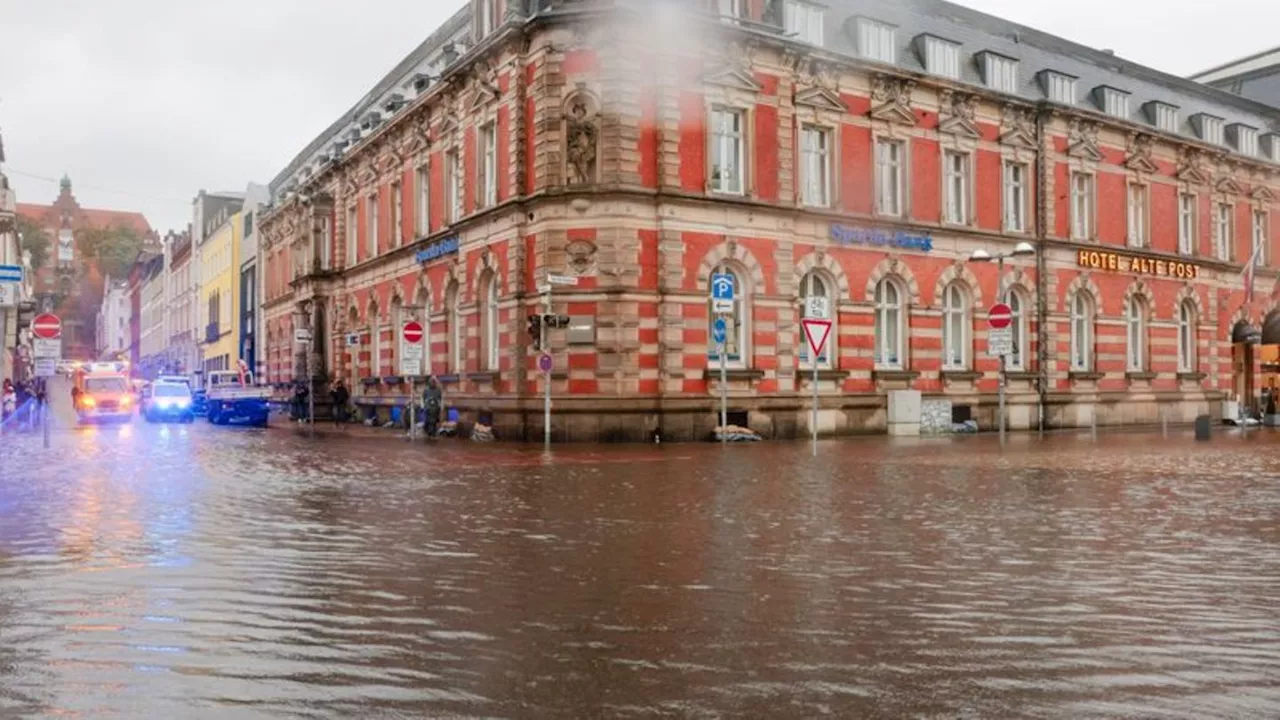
565;96;598;185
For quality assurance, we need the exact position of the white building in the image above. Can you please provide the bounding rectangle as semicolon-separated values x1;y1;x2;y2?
96;279;130;360
164;229;198;376
239;183;269;379
139;253;166;375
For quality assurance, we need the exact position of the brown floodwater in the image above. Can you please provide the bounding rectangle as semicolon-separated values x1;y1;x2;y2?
0;419;1278;718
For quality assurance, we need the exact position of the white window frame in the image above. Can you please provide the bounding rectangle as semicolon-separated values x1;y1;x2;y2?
983;53;1018;94
446;149;462;223
798;271;834;369
784;0;824;46
1153;103;1179;133
1006;288;1027;372
1070;292;1094;372
1003;161;1027;232
1101;87;1130;119
923;36;960;80
1126;296;1146;372
1199;115;1224;145
416;164;430;236
1178;192;1196;255
1046;72;1077;105
446;283;462;373
856;17;896;64
941;282;969;370
367;192;379;259
800;124;831;208
484;274;499;371
1254;209;1269;266
943;150;970;225
1237;126;1259;157
1127;182;1148;248
1216;202;1234;262
873;277;905;370
707;267;748;367
479;121;497;208
391;180;403;248
346;205;358;267
1071;171;1095;241
709;106;746;195
875;138;904;217
1177;300;1195;373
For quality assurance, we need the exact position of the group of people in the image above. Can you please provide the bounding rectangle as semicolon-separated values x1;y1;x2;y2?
288;376;444;435
2;378;46;430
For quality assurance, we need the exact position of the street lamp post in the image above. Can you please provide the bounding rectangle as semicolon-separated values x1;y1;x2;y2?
969;242;1036;447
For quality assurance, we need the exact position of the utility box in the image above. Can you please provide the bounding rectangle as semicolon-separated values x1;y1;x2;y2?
887;390;922;436
567;316;596;345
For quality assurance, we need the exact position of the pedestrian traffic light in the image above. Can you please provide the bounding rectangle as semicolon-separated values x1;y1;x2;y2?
526;314;542;350
540;313;571;329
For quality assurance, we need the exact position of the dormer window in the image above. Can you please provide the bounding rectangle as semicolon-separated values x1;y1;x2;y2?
1228;123;1258;156
1145;102;1179;133
920;35;960;80
784;0;824;46
361;112;382;132
979;52;1018;94
1095;86;1130;119
1264;134;1280;163
1192;113;1224;145
477;0;499;37
1042;71;1077;105
856;17;896;64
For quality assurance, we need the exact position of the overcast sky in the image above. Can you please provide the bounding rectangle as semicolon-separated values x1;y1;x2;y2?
0;0;1274;234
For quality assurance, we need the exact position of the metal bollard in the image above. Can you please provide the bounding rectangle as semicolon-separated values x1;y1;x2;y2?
1194;414;1211;441
1162;408;1168;439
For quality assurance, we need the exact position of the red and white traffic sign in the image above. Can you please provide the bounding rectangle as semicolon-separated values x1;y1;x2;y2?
402;320;424;344
987;303;1012;330
31;313;61;340
801;318;833;358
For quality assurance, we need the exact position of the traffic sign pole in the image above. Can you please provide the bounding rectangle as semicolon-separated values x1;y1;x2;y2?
801;317;833;457
996;258;1007;447
544;284;552;450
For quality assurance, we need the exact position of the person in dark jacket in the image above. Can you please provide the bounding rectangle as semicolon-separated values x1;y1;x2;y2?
422;376;442;436
291;380;310;422
330;379;350;424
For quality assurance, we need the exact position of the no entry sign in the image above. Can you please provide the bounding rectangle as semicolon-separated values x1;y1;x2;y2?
987;303;1012;330
31;313;61;340
402;321;424;345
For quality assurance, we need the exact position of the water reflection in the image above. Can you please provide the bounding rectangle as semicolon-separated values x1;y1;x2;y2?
0;425;1277;717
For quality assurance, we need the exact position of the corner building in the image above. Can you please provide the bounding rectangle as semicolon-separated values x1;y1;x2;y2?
260;0;1280;441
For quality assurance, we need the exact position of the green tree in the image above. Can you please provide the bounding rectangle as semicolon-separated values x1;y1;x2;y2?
79;225;145;279
16;216;50;269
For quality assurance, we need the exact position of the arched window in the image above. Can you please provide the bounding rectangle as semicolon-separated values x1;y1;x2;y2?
369;302;382;379
1126;296;1146;372
1006;288;1027;371
799;270;834;369
1070;292;1094;371
445;282;461;373
941;282;969;370
874;277;905;369
1178;300;1196;372
707;267;748;366
414;285;433;377
482;273;500;371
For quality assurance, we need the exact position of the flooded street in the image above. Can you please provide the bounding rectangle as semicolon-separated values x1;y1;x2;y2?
1;420;1278;719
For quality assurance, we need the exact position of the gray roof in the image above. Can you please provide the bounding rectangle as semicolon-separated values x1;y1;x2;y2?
826;0;1280;137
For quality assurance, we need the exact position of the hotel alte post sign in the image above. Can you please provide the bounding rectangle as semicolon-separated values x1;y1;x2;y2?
1077;250;1200;279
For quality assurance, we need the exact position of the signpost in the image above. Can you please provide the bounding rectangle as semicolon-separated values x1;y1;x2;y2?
541;275;577;449
711;272;735;314
400;317;426;437
0;265;23;283
987;302;1013;447
32;313;61;340
711;272;735;442
801;317;833;456
294;328;313;345
30;314;60;449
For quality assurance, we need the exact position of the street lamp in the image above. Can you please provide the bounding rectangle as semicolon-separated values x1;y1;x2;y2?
968;241;1036;446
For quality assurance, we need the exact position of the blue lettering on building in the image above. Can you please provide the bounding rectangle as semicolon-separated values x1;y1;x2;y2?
829;224;933;252
415;234;460;264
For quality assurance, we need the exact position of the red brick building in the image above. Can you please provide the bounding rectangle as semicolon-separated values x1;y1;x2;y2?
260;0;1280;440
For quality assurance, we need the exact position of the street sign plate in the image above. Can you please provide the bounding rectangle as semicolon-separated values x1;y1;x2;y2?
34;357;57;378
801;318;833;358
0;282;16;308
712;317;727;345
988;303;1013;330
711;273;734;301
538;353;553;373
805;296;830;320
31;313;61;340
988;326;1013;356
295;328;313;344
399;321;425;376
0;264;23;283
712;299;734;314
32;338;61;359
547;274;579;286
345;333;360;346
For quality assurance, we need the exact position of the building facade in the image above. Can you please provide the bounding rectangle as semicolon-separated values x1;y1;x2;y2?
0;140;27;382
190;190;245;376
238;184;269;379
259;0;1280;441
1193;47;1280;110
95;279;130;360
163;229;196;374
138;253;166;377
198;209;241;373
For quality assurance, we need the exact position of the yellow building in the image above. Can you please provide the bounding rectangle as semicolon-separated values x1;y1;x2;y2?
198;210;241;373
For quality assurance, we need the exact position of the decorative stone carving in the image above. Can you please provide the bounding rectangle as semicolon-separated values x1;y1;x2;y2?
1124;132;1159;174
1067;118;1103;160
468;61;500;111
1000;104;1036;148
938;89;980;138
564;88;599;186
1177;146;1210;185
870;75;916;125
565;239;597;276
1215;159;1244;194
704;40;762;93
794;60;846;112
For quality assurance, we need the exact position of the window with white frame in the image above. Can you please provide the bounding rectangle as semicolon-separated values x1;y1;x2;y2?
416;165;430;236
798;271;833;368
1071;172;1094;240
1197;115;1224;145
483;274;499;371
923;36;960;80
983;53;1018;94
941;282;969;370
346;205;358;266
1127;183;1148;247
479;122;497;208
1235;125;1258;157
391;181;403;247
1100;87;1130;119
1070;292;1094;371
1153;103;1179;133
1006;288;1027;371
707;268;747;365
367;193;379;258
1178;192;1196;255
800;125;831;207
856;18;896;64
446;283;461;372
875;138;904;216
446;150;461;222
709;107;745;195
319;215;332;270
1126;296;1146;372
873;277;905;369
1004;161;1027;232
784;0;824;45
943;151;970;224
1045;72;1077;105
1178;300;1195;372
1254;209;1269;266
1216;202;1234;261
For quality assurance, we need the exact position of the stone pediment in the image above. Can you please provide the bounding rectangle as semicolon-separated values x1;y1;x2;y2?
704;66;762;93
1252;185;1275;202
870;75;917;126
1124;133;1159;174
1177;147;1210;185
938;90;980;138
794;85;846;112
1000;105;1036;148
1216;175;1244;195
1067;118;1103;161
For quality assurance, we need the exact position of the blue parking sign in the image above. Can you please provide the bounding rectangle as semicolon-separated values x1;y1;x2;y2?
712;317;727;345
711;273;735;302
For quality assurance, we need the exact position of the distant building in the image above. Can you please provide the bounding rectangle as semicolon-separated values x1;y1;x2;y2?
198;207;241;374
1192;47;1280;108
139;252;166;377
238;184;269;380
164;228;196;375
190;190;244;376
0;138;26;381
96;279;130;360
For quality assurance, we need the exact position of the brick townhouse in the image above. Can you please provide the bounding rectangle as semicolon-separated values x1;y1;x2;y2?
259;0;1280;441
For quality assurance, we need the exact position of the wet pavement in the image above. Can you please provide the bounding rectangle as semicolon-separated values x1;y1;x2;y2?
1;392;1279;718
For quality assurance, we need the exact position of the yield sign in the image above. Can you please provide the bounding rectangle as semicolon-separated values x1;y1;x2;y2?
801;318;833;358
